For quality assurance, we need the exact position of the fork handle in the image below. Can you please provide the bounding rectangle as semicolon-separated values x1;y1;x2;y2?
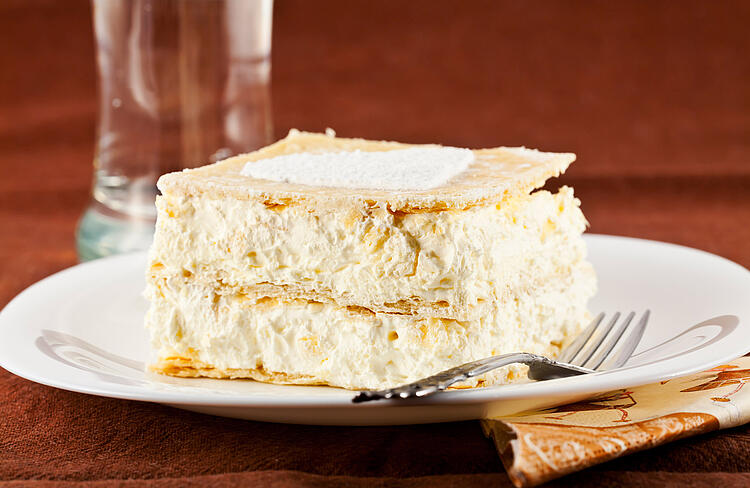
352;353;592;403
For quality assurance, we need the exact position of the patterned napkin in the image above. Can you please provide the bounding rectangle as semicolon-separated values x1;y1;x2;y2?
481;356;750;487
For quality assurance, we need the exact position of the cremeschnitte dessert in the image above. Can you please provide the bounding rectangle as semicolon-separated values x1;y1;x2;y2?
145;130;596;390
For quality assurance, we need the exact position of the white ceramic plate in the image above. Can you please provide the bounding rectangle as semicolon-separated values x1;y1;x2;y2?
1;235;749;425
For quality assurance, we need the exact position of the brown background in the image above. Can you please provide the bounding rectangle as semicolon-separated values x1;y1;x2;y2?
1;0;748;486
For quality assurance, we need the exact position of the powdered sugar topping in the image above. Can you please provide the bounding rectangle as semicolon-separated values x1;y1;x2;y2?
240;147;474;191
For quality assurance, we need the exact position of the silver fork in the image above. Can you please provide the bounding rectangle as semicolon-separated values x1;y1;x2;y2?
352;310;650;403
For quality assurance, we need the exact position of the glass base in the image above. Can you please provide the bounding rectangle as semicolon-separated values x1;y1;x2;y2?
76;205;155;262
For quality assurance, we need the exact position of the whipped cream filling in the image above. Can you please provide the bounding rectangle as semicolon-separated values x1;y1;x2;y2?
149;187;588;321
239;147;474;190
146;262;596;389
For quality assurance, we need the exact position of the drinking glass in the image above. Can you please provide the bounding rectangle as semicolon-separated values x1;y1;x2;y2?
77;0;273;261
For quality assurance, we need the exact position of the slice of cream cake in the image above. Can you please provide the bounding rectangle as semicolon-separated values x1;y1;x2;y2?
145;130;596;390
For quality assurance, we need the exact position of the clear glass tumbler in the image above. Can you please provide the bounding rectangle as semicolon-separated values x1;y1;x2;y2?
77;0;273;261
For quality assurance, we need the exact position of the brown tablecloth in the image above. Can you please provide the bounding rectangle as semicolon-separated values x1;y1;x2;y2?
1;0;748;486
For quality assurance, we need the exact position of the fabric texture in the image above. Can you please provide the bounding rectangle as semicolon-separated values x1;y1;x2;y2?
484;359;750;486
0;0;749;486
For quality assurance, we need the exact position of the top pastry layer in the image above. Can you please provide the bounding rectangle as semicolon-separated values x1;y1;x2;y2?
157;130;576;212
